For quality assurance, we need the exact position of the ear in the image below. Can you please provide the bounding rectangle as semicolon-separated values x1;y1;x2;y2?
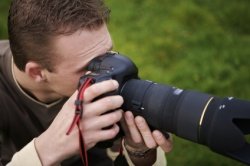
25;61;46;82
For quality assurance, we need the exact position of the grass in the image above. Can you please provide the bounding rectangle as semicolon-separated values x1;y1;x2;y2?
1;0;250;165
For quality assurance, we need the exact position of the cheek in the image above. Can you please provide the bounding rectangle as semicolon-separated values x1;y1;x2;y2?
65;77;81;94
53;75;81;96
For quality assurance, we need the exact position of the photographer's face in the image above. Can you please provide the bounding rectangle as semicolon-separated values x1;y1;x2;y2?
44;25;112;97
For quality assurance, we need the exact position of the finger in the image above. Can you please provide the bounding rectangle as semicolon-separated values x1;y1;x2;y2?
84;80;119;102
119;112;129;135
135;116;157;148
84;95;123;117
82;110;122;130
85;124;120;146
124;111;142;143
152;130;173;153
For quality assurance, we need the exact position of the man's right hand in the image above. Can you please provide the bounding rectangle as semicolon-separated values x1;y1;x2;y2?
35;80;123;166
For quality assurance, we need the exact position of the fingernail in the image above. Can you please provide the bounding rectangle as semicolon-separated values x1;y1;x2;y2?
125;111;133;120
112;80;119;88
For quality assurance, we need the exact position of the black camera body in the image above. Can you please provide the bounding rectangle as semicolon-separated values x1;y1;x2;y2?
79;52;139;147
80;51;138;91
80;52;250;165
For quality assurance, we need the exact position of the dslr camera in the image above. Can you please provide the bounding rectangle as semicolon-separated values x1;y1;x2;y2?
80;52;250;164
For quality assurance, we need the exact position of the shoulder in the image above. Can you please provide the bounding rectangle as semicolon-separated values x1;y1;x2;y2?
0;40;12;81
0;40;12;71
0;40;11;57
0;89;13;110
0;90;12;129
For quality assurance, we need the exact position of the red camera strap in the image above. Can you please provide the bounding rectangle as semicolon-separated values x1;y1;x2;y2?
66;77;94;166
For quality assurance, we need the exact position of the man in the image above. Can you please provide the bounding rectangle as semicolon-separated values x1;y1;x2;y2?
0;0;172;165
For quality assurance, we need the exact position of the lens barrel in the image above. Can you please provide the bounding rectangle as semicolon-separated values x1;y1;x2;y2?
121;79;213;142
120;79;250;164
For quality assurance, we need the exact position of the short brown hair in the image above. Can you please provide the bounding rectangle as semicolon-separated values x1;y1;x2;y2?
8;0;110;71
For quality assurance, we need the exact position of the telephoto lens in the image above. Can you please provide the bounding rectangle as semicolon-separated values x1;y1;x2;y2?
83;52;250;164
121;79;250;164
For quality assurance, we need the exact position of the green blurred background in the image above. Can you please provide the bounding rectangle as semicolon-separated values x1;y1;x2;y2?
1;0;249;165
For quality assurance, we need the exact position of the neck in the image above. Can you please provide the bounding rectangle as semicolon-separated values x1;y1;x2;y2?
13;64;62;104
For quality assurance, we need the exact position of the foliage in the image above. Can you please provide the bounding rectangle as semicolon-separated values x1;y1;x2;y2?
0;0;10;39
